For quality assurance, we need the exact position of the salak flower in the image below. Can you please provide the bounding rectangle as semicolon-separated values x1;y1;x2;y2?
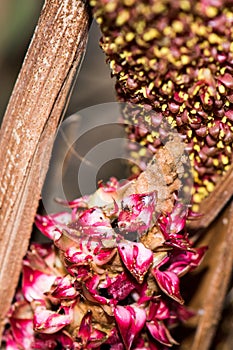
3;149;207;349
90;0;233;208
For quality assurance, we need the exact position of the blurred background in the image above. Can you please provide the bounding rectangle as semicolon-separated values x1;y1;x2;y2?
0;0;116;122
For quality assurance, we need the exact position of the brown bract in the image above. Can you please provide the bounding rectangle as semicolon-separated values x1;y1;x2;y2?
123;137;186;213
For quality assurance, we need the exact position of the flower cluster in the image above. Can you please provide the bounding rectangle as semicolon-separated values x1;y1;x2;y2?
3;176;206;349
90;0;233;208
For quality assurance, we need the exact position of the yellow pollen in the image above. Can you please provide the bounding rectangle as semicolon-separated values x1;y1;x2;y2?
181;55;190;65
180;0;191;11
143;28;160;41
192;204;200;212
139;148;147;156
160;47;169;56
131;151;139;159
206;181;215;193
149;81;154;90
222;155;229;165
197;187;209;197
141;86;147;98
105;1;117;12
194;144;200;152
222;116;227;123
217;141;224;148
172;20;184;33
206;6;218;18
230;42;233;53
132;165;139;174
146;134;154;143
115;36;124;46
193;193;202;204
125;32;135;42
189;152;194;161
163;26;172;36
220;67;226;75
218;85;226;94
96;17;103;24
219;129;225;139
116;10;130;26
204;48;210;57
123;0;136;6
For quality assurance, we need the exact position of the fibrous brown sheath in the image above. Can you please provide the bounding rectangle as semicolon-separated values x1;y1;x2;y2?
180;200;233;350
0;0;90;340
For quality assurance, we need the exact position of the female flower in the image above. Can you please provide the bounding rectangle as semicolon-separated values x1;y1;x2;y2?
90;0;233;207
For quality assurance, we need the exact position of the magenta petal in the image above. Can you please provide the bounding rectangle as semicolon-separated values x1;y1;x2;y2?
152;269;184;304
3;329;22;350
146;319;178;346
148;300;170;321
136;282;153;304
9;318;34;350
93;247;117;266
168;246;207;276
26;243;55;272
118;192;156;234
168;303;195;328
31;332;74;350
114;305;146;349
218;72;233;88
84;275;108;304
65;246;93;265
55;195;89;209
33;303;72;334
189;246;208;269
89;328;107;348
118;242;153;283
51;275;79;299
78;311;92;344
158;203;188;237
107;272;135;300
105;327;124;349
35;212;71;240
22;265;56;302
77;207;113;235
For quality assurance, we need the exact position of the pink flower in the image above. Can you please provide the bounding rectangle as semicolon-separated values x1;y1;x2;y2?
22;265;56;302
49;275;79;299
35;212;72;240
76;311;107;348
146;319;178;347
33;300;73;334
4;174;206;350
114;305;146;349
118;242;153;283
118;192;156;234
